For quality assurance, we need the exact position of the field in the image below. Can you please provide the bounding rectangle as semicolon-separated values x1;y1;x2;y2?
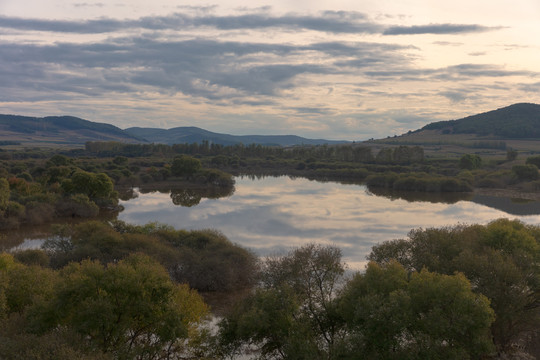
366;130;540;160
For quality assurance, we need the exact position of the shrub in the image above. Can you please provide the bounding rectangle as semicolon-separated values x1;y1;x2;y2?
459;154;482;170
171;155;201;177
55;194;99;218
512;164;539;181
13;249;50;267
525;155;540;167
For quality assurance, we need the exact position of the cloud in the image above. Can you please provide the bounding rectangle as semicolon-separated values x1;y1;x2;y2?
519;81;540;93
289;107;333;115
0;34;414;104
468;51;486;56
432;41;463;46
73;3;105;8
0;8;536;140
0;11;383;35
383;24;503;35
0;12;501;38
365;64;538;82
439;90;468;103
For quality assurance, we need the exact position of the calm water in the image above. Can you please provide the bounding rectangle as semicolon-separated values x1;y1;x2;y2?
118;176;540;269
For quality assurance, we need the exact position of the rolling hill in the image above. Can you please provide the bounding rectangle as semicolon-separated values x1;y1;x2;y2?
0;114;347;147
368;102;540;158
3;103;539;149
419;103;540;138
0;115;143;147
125;126;348;146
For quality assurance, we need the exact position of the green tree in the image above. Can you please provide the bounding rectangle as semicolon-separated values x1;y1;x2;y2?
507;148;518;161
46;165;73;184
112;156;128;166
512;164;539;181
525;155;540;167
46;154;72;167
171;155;201;177
0;254;57;318
63;171;116;206
35;254;208;359
368;220;540;353
339;261;495;359
459;154;482;170
219;244;346;359
0;177;9;211
376;147;394;163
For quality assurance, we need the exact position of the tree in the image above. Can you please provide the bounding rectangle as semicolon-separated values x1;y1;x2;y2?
507;148;518;161
46;154;72;167
63;171;116;206
459;154;482;170
339;261;495;359
0;177;9;211
35;254;209;359
512;164;539;181
171;155;201;177
112;156;128;166
525;155;540;167
367;220;540;353
376;148;394;163
0;253;57;320
219;244;346;359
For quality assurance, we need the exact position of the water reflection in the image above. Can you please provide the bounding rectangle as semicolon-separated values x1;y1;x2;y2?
118;184;235;207
367;187;473;204
118;176;540;269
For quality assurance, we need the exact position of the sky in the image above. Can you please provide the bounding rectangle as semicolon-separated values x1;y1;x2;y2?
1;0;539;140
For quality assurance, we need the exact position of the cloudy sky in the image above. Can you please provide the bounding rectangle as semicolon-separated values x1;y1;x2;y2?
1;0;539;140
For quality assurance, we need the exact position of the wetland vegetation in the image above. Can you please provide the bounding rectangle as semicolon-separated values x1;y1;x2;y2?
0;142;539;359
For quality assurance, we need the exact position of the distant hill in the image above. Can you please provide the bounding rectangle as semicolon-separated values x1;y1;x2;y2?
0;115;143;147
420;103;540;138
0;114;347;147
367;103;540;158
125;126;348;146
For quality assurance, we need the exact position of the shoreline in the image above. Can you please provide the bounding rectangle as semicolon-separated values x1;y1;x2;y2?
473;188;540;201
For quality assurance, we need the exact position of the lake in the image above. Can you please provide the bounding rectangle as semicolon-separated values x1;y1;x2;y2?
117;176;540;269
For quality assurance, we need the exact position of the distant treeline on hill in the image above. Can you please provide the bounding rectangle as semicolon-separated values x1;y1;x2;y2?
85;141;424;164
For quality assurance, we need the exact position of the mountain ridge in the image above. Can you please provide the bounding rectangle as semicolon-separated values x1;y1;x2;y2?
0;114;347;147
125;126;348;146
2;103;540;148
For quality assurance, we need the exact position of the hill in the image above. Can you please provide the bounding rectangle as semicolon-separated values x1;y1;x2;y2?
367;103;540;159
420;103;540;138
125;126;348;146
0;114;143;147
0;115;347;148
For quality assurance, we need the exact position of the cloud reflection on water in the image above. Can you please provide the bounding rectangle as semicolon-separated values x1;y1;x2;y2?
119;176;540;270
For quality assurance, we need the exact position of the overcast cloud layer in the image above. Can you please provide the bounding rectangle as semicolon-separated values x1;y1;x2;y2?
0;1;539;140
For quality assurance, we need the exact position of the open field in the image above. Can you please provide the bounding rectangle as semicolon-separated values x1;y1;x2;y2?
365;130;540;160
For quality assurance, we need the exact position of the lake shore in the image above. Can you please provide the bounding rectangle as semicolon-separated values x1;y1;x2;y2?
473;188;540;201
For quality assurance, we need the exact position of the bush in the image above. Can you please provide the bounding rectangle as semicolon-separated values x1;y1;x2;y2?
13;249;50;267
459;154;482;170
525;155;540;167
171;155;201;177
25;202;55;225
55;194;99;218
512;164;539;181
